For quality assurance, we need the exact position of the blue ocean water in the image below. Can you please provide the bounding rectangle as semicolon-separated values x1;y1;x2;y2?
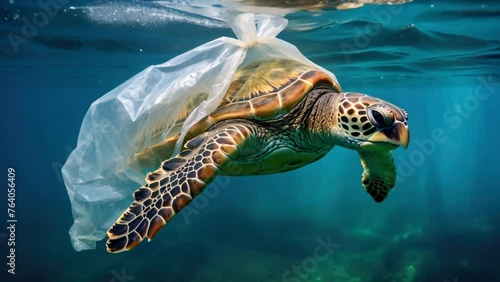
1;0;499;281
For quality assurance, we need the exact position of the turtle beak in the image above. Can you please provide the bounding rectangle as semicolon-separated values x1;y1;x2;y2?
367;122;410;149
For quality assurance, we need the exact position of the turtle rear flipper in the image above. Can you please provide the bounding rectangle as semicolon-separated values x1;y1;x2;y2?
106;124;253;253
358;150;396;203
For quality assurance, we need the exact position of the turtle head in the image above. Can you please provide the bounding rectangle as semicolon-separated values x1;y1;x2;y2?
335;92;409;151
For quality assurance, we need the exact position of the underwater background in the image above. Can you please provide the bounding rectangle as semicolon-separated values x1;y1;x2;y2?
1;0;499;281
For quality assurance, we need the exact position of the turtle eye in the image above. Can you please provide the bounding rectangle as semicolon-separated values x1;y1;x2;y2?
368;106;394;127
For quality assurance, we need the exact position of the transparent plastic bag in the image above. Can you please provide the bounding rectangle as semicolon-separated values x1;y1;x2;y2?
62;13;338;251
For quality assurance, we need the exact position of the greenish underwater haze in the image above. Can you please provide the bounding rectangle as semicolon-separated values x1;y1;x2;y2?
1;0;499;281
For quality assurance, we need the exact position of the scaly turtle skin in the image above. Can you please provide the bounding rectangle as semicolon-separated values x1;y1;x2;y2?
134;59;339;167
107;59;410;253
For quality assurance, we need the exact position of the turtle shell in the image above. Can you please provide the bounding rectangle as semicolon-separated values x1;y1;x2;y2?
134;59;341;167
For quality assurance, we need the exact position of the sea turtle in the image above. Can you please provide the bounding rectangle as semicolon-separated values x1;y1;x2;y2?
106;59;409;253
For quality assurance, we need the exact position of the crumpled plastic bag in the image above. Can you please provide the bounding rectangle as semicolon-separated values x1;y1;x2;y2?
63;13;338;251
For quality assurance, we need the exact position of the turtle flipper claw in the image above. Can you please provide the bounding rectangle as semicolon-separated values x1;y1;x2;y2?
106;124;251;253
358;150;396;203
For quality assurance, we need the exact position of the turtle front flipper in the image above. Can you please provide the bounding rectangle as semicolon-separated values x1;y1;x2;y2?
358;150;396;203
106;123;253;253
